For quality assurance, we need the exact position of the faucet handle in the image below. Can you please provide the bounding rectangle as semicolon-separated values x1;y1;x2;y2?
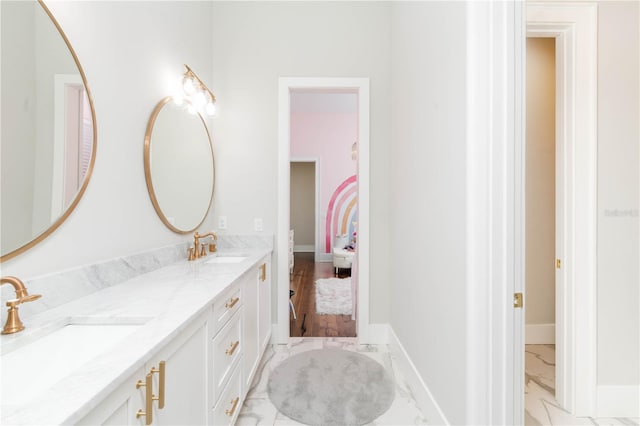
200;244;206;257
188;247;196;261
20;294;41;303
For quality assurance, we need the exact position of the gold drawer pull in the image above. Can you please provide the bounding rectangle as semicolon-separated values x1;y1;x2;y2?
136;373;153;425
225;397;240;417
225;297;239;309
150;361;166;409
225;341;240;356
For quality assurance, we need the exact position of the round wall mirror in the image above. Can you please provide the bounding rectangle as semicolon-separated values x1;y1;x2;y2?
144;97;215;233
0;0;97;261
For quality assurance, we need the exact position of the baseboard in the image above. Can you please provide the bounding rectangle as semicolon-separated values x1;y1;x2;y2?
388;326;449;425
597;385;640;417
294;245;314;253
525;323;555;344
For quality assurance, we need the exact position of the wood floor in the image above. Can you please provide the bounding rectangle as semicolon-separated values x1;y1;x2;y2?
289;252;356;338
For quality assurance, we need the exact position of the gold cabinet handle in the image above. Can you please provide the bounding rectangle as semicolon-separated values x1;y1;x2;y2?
225;397;240;417
259;263;266;282
136;373;153;425
225;297;239;309
150;361;166;409
225;341;240;356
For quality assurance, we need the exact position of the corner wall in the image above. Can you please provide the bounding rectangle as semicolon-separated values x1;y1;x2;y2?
389;2;468;424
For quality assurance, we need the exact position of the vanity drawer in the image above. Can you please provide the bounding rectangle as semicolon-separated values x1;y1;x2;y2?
212;310;242;404
212;281;241;335
212;363;243;426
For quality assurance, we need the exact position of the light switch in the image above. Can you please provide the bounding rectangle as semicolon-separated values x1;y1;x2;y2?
254;218;263;232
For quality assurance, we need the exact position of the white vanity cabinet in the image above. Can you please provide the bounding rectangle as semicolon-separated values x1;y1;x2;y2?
242;267;259;391
77;311;209;426
75;253;272;426
258;257;272;352
243;256;272;390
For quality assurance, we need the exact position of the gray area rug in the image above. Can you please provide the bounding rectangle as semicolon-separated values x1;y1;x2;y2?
267;349;395;425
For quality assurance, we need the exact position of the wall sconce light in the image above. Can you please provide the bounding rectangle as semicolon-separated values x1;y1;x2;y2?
181;64;216;116
351;141;358;160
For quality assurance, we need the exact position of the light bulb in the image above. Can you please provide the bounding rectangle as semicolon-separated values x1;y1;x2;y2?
205;102;216;116
182;75;197;96
187;104;197;115
193;91;207;108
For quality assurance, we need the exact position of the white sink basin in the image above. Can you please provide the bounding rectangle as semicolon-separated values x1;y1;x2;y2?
1;317;148;407
206;255;247;264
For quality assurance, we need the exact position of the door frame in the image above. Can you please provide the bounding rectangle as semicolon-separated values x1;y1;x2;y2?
52;74;83;219
276;77;370;343
526;2;598;416
289;158;321;260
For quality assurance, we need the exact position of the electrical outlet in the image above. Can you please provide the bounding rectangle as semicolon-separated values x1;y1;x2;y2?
218;216;227;230
254;218;263;232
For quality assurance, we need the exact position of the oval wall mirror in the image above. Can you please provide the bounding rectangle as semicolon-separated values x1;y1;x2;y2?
144;97;215;233
0;0;97;262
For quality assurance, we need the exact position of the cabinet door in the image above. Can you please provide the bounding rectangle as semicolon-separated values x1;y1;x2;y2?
148;313;208;426
76;367;145;426
258;257;271;351
242;268;259;390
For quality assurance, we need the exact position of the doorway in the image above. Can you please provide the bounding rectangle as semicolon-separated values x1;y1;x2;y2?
524;36;558;421
276;77;370;344
288;91;359;337
290;160;318;259
523;2;598;418
52;74;91;220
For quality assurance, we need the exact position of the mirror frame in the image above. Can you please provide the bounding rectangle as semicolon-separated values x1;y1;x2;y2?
143;96;215;234
0;0;98;262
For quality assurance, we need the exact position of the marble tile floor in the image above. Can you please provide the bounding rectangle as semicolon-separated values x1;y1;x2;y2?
239;341;639;426
525;344;639;426
237;338;429;426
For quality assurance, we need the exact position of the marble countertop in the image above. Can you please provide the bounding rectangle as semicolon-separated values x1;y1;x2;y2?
0;247;272;425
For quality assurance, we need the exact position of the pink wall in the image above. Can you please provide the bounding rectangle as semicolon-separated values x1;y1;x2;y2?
290;111;357;254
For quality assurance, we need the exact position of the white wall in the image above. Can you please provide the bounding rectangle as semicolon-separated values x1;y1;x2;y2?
596;0;639;387
2;1;216;279
389;2;468;424
209;1;392;323
525;38;556;333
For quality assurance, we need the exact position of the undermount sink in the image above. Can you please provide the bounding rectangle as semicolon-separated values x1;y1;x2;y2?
206;255;248;264
1;316;149;407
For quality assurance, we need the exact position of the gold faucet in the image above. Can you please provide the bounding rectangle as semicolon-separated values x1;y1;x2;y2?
1;276;42;335
189;231;217;260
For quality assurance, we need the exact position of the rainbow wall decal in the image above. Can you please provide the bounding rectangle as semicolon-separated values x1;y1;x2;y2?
325;175;358;253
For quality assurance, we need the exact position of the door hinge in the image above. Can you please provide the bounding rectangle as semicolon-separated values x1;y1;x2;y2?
556;258;561;269
513;292;524;308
